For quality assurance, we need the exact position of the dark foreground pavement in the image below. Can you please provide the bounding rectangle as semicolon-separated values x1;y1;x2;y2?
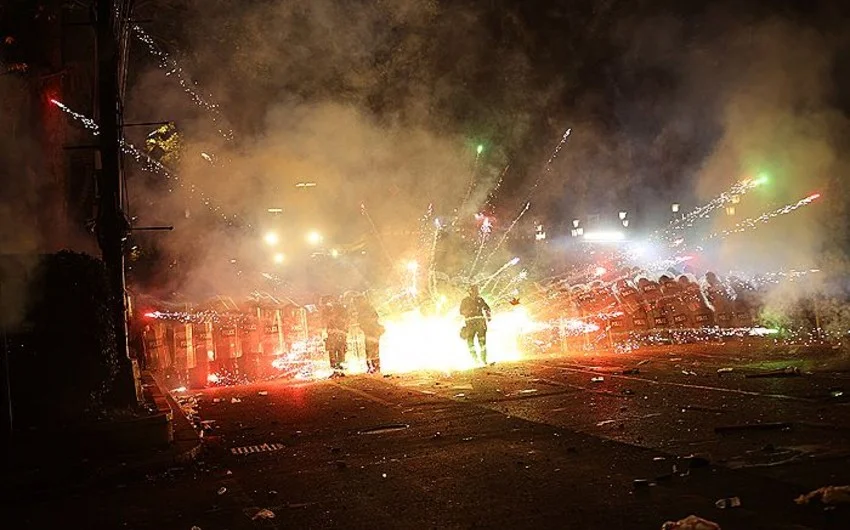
5;345;850;529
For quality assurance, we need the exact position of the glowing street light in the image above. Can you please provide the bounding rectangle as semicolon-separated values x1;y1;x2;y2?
583;230;625;242
406;260;419;272
306;231;323;245
273;253;285;264
622;219;630;228
476;144;484;155
264;232;279;246
619;211;627;220
671;203;680;213
572;219;580;228
330;249;340;258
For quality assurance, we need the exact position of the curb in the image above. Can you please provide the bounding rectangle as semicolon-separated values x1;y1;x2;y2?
143;371;204;465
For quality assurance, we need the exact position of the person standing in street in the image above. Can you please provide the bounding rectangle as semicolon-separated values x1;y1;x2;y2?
322;296;348;377
356;295;384;374
460;285;491;365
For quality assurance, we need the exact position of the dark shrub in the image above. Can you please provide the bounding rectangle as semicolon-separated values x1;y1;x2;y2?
11;251;120;427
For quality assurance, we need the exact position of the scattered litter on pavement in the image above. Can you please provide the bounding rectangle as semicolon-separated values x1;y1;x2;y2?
597;419;617;426
829;389;844;398
715;496;741;509
518;389;538;395
686;455;711;469
633;478;653;489
251;508;276;520
454;393;466;398
653;456;666;461
745;366;801;378
217;487;227;495
590;376;604;383
622;389;635;395
212;398;221;404
381;473;387;478
669;357;682;362
715;422;792;434
682;370;697;376
683;405;725;414
452;384;474;390
420;390;436;395
717;368;733;375
258;391;268;396
661;515;721;530
637;360;650;366
225;470;232;475
172;386;187;393
795;485;850;505
358;423;410;435
231;397;242;403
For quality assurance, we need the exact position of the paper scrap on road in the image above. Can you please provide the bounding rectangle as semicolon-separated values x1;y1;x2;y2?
258;391;268;396
661;515;720;530
231;397;242;403
795;485;850;505
590;377;604;383
251;508;276;520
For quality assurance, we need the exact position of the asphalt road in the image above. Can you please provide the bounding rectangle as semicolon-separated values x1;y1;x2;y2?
9;345;850;529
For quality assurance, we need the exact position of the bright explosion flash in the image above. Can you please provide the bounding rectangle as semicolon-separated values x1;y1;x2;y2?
379;305;543;373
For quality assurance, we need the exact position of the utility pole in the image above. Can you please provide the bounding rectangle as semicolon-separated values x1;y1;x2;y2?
96;0;140;405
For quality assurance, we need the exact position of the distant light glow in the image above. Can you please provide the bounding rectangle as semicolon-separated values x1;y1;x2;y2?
583;230;626;242
406;260;419;272
295;182;317;188
477;144;484;155
267;208;283;213
330;249;340;258
273;253;285;264
306;231;323;245
594;266;607;277
263;232;278;245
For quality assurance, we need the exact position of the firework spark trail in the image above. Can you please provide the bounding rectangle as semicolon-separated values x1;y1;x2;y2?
133;25;234;141
475;202;530;275
360;203;397;272
427;223;441;295
50;99;236;222
466;231;490;279
668;178;760;230
454;151;483;226
704;193;821;241
50;99;100;134
524;128;571;200
493;269;528;302
484;164;510;209
474;129;570;274
480;257;520;291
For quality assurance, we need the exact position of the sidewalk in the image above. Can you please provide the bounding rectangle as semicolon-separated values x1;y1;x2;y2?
1;371;202;500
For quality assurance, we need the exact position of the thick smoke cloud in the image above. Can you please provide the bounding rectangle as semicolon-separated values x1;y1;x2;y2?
125;0;850;302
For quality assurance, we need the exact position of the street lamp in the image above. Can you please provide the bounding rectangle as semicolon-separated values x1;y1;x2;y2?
306;231;323;245
572;219;580;228
619;211;627;220
406;260;419;272
622;219;630;228
330;249;340;258
264;232;279;246
671;203;680;213
273;253;285;264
